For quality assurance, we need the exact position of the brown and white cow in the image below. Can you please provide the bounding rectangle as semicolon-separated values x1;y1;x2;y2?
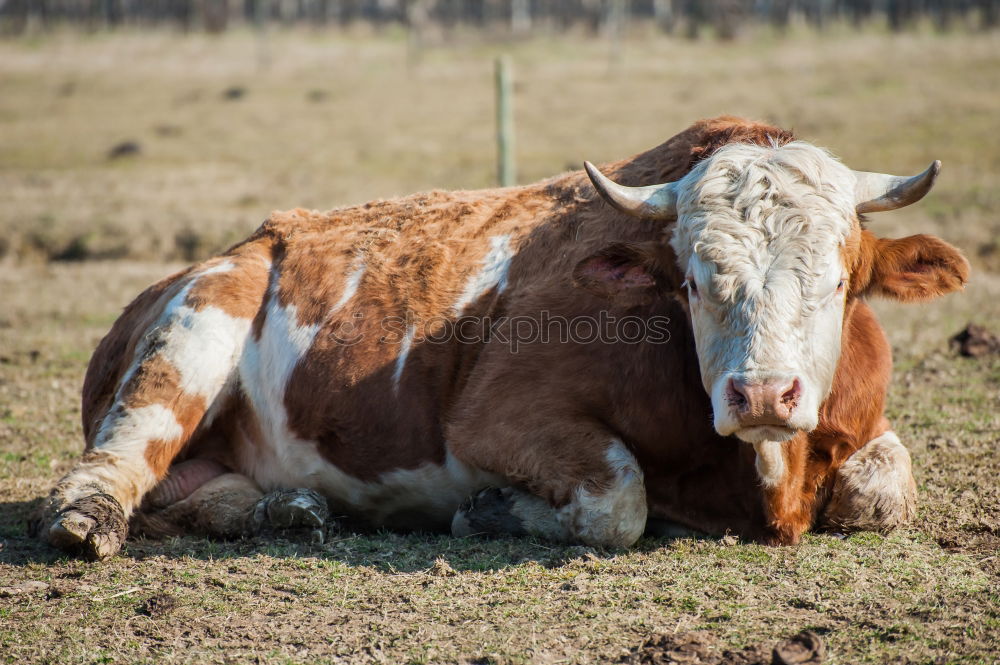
32;116;969;560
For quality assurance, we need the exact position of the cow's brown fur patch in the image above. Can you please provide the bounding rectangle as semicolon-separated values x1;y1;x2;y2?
185;242;273;320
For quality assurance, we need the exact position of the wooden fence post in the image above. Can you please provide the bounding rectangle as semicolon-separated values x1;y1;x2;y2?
495;55;516;187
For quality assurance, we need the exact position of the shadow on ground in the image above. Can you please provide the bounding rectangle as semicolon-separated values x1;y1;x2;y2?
1;497;707;572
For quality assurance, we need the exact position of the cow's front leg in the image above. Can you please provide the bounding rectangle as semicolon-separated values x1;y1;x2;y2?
452;439;647;548
820;430;916;532
452;486;570;541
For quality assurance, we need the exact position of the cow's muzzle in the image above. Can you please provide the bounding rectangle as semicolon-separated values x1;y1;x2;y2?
726;376;801;428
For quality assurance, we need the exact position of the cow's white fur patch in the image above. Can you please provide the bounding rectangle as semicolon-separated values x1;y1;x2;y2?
161;303;252;402
669;142;856;441
752;439;787;488
557;439;648;547
451;234;514;314
199;260;236;277
94;404;184;451
392;323;417;392
332;261;366;312
106;260;241;406
238;280;322;487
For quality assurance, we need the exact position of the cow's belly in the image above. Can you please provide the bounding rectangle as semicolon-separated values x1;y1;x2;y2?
228;361;502;530
226;419;502;530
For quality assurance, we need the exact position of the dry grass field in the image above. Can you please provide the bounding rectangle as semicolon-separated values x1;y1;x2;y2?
1;26;999;664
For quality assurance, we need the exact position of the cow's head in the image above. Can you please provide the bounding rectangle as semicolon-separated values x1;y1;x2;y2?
579;141;968;444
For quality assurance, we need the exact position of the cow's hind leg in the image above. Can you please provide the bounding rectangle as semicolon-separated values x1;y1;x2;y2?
135;461;330;543
135;467;264;540
34;254;269;559
820;431;917;533
451;439;648;548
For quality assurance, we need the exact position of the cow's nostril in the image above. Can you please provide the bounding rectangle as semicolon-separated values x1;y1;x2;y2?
727;378;748;410
781;379;801;409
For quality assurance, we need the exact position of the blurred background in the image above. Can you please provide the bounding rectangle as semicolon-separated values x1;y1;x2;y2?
0;1;998;352
1;1;998;261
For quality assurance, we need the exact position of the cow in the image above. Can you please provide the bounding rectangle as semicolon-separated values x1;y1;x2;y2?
31;116;969;560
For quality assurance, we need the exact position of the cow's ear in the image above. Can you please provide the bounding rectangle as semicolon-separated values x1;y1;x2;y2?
573;242;665;301
855;232;969;302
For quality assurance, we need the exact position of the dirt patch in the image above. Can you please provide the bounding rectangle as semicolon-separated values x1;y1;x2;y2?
772;631;825;664
620;630;824;665
937;529;1000;579
138;592;178;618
0;581;49;598
107;140;142;160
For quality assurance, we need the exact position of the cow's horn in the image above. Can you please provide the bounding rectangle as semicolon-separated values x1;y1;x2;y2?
853;161;941;214
584;161;679;220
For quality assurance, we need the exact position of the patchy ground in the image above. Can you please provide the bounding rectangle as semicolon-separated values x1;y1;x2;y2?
1;28;999;665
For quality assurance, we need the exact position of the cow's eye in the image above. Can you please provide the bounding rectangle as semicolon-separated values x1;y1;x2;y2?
685;277;699;298
836;278;846;293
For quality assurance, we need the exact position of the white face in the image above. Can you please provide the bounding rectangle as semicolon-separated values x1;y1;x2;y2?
669;142;857;443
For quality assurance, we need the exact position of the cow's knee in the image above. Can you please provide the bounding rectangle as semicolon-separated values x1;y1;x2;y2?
452;440;647;549
557;440;647;548
821;431;917;533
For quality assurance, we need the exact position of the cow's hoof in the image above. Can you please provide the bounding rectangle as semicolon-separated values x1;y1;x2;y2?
252;488;329;542
45;494;128;561
452;487;528;538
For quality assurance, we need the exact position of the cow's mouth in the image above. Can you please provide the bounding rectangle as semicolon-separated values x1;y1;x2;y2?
735;425;798;444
